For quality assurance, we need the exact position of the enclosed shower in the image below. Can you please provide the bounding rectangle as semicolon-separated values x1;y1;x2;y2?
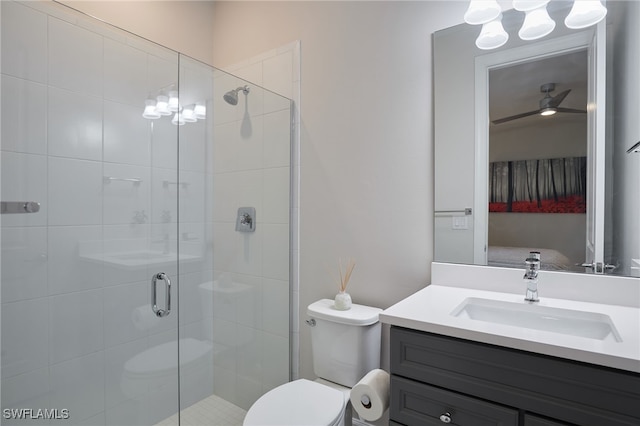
0;1;292;425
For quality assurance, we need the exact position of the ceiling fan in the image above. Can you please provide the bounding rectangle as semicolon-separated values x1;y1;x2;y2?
491;83;587;125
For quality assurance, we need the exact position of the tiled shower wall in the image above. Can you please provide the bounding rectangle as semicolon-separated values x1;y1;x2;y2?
210;43;298;410
1;1;215;424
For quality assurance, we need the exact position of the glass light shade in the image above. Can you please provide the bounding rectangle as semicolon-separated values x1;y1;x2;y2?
513;0;549;12
171;112;185;126
155;95;171;116
540;107;557;116
142;99;161;119
476;15;509;50
518;5;555;40
182;105;197;123
194;102;206;120
168;90;180;112
565;0;607;29
464;0;502;25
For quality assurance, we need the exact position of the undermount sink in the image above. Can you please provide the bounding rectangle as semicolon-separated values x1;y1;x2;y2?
451;297;622;342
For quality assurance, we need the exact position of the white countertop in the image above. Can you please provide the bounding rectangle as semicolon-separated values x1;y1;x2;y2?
380;285;640;373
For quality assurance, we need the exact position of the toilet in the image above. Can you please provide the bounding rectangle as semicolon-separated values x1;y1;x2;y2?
243;299;382;426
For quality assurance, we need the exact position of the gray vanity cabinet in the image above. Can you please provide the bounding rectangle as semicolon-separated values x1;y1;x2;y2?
389;326;640;426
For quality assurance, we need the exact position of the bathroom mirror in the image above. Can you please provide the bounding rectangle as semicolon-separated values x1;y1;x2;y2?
433;1;639;277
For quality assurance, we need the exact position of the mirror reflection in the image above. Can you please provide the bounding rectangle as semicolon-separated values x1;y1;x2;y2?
434;1;639;277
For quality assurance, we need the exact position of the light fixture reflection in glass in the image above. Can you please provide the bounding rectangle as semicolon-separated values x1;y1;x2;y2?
168;90;180;112
182;105;197;123
475;14;509;50
155;95;171;116
142;99;161;119
464;0;502;25
171;111;185;126
565;0;607;29
194;102;206;120
518;4;555;40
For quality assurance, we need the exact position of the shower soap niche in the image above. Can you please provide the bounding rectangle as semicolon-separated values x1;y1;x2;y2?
236;207;256;232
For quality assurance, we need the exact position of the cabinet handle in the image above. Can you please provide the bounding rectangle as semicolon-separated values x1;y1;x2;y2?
439;412;452;423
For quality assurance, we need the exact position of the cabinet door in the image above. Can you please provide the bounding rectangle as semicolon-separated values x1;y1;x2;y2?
391;376;518;426
524;414;572;426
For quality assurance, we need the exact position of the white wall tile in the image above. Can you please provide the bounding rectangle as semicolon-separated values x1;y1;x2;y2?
48;157;102;226
212;365;236;405
103;281;150;347
237;115;264;172
102;224;150;286
178;272;209;325
262;167;291;224
211;318;237;371
232;273;262;329
49;290;104;364
48;87;103;161
150;168;179;225
49;17;103;96
0;152;47;227
263;109;292;168
263;51;293;98
48;225;103;295
235;374;262;411
261;332;289;389
179;120;207;173
262;224;289;281
212;224;235;273
103;163;151;225
1;368;50;413
1;298;49;379
151;118;179;170
262;278;290;337
236;325;262;384
1;75;47;155
178;170;206;224
0;1;47;82
1;227;48;303
104;100;151;166
233;228;263;277
49;352;105;423
146;54;178;96
104;38;147;106
104;339;148;409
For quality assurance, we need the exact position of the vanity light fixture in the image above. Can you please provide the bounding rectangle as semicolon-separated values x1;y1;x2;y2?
464;0;502;25
515;1;556;41
182;104;198;123
194;102;207;120
142;98;161;119
155;93;171;116
167;90;180;112
475;14;509;50
565;0;608;29
171;110;186;126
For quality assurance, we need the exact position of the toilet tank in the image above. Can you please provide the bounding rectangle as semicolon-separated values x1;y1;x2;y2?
307;299;382;388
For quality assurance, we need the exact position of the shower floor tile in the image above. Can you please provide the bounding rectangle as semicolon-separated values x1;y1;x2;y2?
155;394;246;426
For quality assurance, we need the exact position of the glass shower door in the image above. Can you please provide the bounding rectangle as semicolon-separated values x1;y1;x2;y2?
1;1;181;424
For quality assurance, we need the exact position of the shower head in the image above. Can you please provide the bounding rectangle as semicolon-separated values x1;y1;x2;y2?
223;85;250;106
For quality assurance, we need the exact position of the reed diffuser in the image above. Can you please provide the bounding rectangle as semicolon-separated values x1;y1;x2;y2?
334;258;355;310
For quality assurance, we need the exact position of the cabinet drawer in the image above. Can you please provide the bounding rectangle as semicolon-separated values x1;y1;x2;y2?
391;375;518;426
523;414;571;426
391;327;640;425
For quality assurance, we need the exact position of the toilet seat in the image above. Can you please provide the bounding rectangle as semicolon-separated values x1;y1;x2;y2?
243;379;345;426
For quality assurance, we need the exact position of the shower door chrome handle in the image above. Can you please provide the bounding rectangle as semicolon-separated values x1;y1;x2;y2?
151;272;171;318
1;201;40;214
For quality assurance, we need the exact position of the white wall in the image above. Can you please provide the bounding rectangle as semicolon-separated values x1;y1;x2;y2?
610;1;640;277
58;0;215;65
211;1;467;380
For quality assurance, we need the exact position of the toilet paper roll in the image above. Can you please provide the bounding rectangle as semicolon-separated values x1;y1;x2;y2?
349;369;390;422
132;305;161;331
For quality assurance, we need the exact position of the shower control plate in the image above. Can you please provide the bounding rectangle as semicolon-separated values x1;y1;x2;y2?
236;207;256;232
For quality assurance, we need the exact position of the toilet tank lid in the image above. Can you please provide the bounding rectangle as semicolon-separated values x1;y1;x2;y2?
307;299;382;326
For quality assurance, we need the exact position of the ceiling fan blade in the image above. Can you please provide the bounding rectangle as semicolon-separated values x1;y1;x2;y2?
556;107;587;114
492;110;540;125
549;89;571;107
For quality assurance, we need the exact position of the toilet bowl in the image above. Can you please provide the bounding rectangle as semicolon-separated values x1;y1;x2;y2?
243;299;382;426
243;379;347;426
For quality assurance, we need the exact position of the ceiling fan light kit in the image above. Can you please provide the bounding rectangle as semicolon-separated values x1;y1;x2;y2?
465;0;607;50
492;82;587;125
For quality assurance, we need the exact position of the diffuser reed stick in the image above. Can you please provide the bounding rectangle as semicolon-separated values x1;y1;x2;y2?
338;258;356;293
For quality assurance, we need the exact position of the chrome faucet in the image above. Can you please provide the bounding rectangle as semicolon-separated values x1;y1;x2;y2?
523;251;541;302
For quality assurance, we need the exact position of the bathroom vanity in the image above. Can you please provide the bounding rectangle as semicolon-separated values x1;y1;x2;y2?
380;265;640;426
